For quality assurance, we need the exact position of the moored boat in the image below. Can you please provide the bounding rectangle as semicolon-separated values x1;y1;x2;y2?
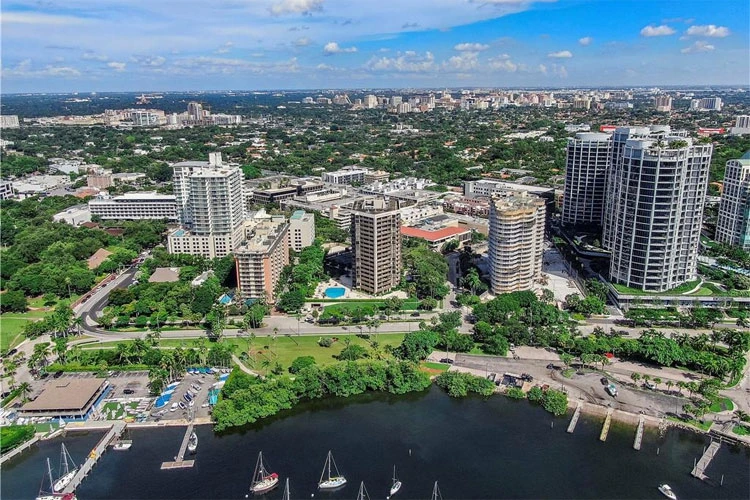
658;484;677;500
318;450;347;490
250;451;279;494
187;431;198;453
52;444;78;493
389;465;401;497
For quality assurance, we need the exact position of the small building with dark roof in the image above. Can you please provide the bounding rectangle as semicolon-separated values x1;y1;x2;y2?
20;378;109;420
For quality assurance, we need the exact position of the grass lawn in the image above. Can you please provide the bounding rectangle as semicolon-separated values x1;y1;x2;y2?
688;286;716;297
421;361;450;372
613;279;702;296
322;298;420;316
732;424;750;436
709;397;734;413
100;401;139;420
81;333;408;372
0;310;47;352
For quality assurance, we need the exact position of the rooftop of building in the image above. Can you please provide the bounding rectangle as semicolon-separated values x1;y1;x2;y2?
490;191;546;211
468;179;554;194
87;248;113;270
401;225;469;242
290;210;312;221
92;191;176;202
237;219;287;254
149;267;180;283
21;378;105;412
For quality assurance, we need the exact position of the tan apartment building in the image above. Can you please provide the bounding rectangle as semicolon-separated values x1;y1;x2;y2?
235;218;289;302
488;192;546;294
351;199;402;294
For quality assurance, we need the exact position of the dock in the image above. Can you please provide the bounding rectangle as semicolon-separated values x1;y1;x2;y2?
160;422;196;470
691;441;721;480
633;414;645;450
567;402;582;433
62;421;125;493
599;407;613;442
0;435;40;466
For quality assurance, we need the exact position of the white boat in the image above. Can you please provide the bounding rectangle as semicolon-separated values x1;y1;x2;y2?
52;444;78;493
658;484;677;500
318;450;347;490
187;431;198;454
37;458;78;500
250;451;279;494
356;481;370;500
389;465;402;497
431;481;442;500
113;427;133;450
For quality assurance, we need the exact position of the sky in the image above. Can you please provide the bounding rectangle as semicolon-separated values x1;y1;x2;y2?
1;0;748;92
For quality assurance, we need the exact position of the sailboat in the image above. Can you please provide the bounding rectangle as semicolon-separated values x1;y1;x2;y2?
356;481;370;500
187;431;198;453
318;450;347;490
52;444;78;492
113;427;133;451
430;481;442;500
36;458;77;500
250;451;279;494
280;478;290;500
389;465;402;496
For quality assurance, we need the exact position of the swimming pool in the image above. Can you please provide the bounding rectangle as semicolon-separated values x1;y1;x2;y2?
324;287;346;299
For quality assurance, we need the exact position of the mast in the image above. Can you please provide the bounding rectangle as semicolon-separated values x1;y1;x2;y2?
392;465;397;483
281;478;290;500
431;481;442;500
327;451;332;480
47;458;54;490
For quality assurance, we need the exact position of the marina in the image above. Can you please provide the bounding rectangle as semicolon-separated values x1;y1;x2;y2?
2;388;748;499
61;421;125;494
691;441;722;481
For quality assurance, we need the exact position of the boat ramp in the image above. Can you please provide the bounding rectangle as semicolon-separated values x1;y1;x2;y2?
633;414;645;450
691;441;721;480
599;407;613;442
567;402;582;433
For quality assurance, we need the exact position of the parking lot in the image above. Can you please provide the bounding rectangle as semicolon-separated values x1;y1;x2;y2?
152;373;213;422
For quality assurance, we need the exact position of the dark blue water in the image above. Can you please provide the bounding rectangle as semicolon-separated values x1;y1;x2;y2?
3;387;749;499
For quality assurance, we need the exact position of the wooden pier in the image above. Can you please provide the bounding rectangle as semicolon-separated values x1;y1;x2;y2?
633;415;645;450
691;441;721;480
160;422;195;470
567;402;582;433
599;408;613;442
62;421;126;494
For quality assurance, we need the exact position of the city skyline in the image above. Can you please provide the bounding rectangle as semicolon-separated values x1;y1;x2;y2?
1;0;748;93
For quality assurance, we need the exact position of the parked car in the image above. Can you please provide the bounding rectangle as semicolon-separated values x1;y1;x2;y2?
643;381;656;390
178;402;187;410
600;377;609;386
170;403;178;412
521;373;534;382
123;389;135;395
605;384;618;397
439;358;454;364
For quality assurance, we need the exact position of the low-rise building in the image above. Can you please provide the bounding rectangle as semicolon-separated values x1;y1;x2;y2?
19;378;109;421
53;204;92;227
1;115;20;129
89;192;177;221
322;166;368;185
0;180;15;200
401;224;472;251
443;196;490;217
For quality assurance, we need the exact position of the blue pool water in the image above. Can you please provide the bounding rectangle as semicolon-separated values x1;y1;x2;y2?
324;287;346;299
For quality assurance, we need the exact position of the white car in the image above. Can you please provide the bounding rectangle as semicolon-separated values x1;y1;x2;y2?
169;403;178;412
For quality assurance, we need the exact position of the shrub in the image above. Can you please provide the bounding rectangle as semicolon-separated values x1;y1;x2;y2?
289;356;317;374
435;371;495;398
527;386;544;403
506;387;525;399
318;337;333;347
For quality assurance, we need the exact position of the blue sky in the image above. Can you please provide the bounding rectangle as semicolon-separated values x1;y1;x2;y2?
1;0;748;92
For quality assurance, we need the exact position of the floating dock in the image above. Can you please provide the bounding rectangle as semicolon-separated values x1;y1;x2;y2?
633;414;645;450
691;441;721;480
567;402;582;433
599;408;613;442
160;422;195;470
62;421;126;493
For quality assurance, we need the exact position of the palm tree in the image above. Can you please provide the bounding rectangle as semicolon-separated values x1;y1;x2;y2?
676;381;686;395
17;382;32;402
653;377;662;389
630;372;641;384
733;409;749;423
665;380;674;393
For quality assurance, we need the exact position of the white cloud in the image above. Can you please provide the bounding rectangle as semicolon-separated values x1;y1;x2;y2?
681;40;715;54
130;55;166;67
547;50;572;58
578;36;592;46
0;12;88;25
82;52;108;61
538;63;547;75
685;25;730;38
640;25;675;37
215;42;234;54
366;51;435;72
454;43;489;52
444;52;480;71
316;63;335;70
488;54;517;72
552;64;567;78
294;37;312;46
323;42;357;54
2;59;81;78
107;61;126;72
269;0;324;16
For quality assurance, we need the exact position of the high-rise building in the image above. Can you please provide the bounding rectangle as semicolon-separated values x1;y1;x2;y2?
730;116;750;136
487;192;546;294
654;95;672;112
364;95;378;109
690;97;722;111
167;153;245;258
716;152;750;250
603;136;712;292
289;210;315;251
561;132;611;226
351;199;402;294
0;115;20;129
187;101;204;121
235;218;289;301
